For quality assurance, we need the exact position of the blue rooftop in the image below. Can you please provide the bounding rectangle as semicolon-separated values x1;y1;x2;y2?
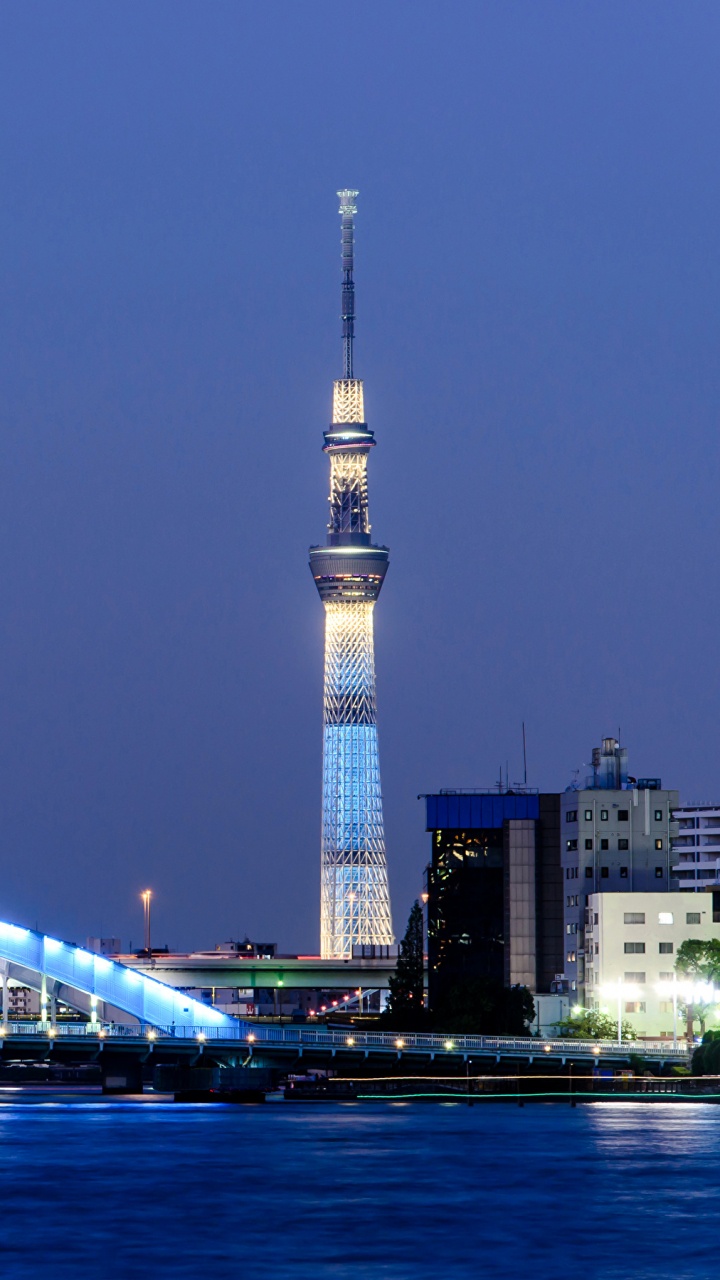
425;793;540;831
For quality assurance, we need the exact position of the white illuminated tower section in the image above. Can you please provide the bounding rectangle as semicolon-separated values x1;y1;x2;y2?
309;190;394;959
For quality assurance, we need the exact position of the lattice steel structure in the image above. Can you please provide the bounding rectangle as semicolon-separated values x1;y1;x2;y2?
309;190;394;958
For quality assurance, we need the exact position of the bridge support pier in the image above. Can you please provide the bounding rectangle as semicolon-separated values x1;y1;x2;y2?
101;1060;144;1094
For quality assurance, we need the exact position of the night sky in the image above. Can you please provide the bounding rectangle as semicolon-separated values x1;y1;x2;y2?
0;3;718;954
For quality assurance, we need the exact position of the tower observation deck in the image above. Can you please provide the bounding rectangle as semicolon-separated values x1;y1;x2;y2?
309;191;394;958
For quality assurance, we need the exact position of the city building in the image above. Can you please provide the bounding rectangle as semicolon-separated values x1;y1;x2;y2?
561;738;678;996
87;937;122;956
423;791;563;1010
585;890;720;1039
671;806;720;888
308;190;393;958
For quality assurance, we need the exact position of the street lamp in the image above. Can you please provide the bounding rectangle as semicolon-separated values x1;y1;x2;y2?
141;890;152;953
656;974;680;1049
601;979;641;1045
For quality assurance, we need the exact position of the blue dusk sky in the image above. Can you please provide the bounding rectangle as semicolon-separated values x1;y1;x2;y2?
0;3;718;952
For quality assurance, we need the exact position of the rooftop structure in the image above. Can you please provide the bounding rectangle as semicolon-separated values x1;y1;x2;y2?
308;191;393;958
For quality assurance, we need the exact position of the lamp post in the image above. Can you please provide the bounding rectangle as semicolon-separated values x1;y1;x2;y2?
602;979;640;1046
141;890;152;954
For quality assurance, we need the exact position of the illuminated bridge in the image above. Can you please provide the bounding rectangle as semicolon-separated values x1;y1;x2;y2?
0;920;243;1035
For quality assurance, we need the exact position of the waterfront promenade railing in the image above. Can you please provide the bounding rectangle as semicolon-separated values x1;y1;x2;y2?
0;1022;690;1058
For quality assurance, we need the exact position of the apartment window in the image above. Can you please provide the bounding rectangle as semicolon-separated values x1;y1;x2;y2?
624;972;646;983
601;810;608;821
625;1002;646;1014
600;839;609;851
659;972;674;981
618;810;629;822
566;811;577;823
567;951;576;963
585;838;593;850
655;839;663;851
658;912;674;925
594;913;599;924
686;912;701;925
624;912;645;924
620;866;628;878
624;942;645;954
618;839;629;851
655;867;664;878
584;809;593;821
654;810;663;822
659;1001;673;1015
659;942;674;955
566;839;578;851
601;866;609;878
566;923;578;934
585;867;593;878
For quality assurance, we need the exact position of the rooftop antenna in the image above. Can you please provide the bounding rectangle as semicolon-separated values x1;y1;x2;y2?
337;189;359;379
522;722;528;787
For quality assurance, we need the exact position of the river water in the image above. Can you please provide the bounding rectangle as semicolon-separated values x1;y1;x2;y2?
0;1093;715;1279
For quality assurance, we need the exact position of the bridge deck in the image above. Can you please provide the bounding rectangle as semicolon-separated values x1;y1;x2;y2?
0;1022;689;1066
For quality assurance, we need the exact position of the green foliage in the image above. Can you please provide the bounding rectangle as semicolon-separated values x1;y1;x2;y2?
675;941;720;1039
692;1028;720;1075
557;1008;636;1041
385;902;425;1026
676;939;720;982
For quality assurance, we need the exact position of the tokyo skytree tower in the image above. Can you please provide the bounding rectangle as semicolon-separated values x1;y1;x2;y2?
309;190;394;959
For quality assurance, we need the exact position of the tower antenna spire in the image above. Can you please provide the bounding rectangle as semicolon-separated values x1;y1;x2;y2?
337;189;359;379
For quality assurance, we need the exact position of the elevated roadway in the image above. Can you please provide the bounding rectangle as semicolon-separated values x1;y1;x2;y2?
119;952;398;993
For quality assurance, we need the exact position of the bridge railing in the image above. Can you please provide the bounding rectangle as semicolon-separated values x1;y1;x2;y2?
0;1022;690;1056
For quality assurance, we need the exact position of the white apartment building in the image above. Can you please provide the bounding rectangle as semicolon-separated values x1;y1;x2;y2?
671;806;720;888
584;890;719;1039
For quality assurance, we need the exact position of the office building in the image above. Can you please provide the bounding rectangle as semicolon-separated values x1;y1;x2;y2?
424;791;563;1009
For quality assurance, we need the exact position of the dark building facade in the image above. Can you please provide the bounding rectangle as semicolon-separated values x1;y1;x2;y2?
424;792;562;1009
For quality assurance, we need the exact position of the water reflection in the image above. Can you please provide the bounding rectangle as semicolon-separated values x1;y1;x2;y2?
0;1099;715;1279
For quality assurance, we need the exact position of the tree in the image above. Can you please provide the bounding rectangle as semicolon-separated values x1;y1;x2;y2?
386;902;425;1024
675;940;720;1041
431;979;534;1036
557;1008;636;1041
692;1029;720;1075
